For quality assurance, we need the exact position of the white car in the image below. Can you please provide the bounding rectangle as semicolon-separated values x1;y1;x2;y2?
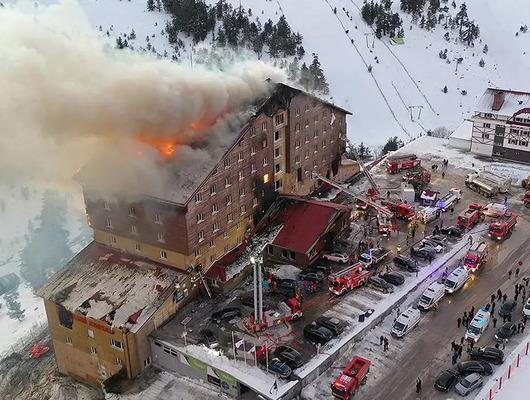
322;252;349;263
482;203;507;218
420;239;444;253
523;298;530;318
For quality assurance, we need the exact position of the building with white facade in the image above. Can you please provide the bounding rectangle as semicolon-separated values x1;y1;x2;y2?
470;88;530;163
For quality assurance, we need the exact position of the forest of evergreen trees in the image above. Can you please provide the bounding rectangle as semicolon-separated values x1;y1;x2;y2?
361;0;404;39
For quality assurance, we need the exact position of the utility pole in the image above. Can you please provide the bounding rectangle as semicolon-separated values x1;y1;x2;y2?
364;33;375;49
408;105;424;122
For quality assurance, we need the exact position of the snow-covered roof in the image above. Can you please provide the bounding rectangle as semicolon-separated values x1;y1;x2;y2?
450;120;473;140
476;88;530;116
37;242;186;333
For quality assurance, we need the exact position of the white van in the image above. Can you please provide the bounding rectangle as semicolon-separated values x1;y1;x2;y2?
465;308;491;343
444;266;470;294
418;282;445;311
418;206;439;224
391;306;421;338
482;203;507;218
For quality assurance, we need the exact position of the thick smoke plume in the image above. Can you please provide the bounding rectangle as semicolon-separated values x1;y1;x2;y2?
0;1;285;198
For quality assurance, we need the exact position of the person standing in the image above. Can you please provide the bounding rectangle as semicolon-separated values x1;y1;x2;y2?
380;335;384;346
491;302;496;314
516;268;520;278
504;195;508;205
493;317;498;328
470;306;475;317
491;294;496;304
509;270;512;279
503;293;508;302
498;289;503;300
383;337;389;352
457;317;462;328
416;377;422;393
458;345;463;358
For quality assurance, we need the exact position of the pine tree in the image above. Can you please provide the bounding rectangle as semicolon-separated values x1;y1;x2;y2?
479;58;485;67
116;36;124;49
288;57;300;81
156;0;161;11
382;136;403;154
309;54;329;94
299;62;311;91
129;29;136;40
456;3;468;33
217;28;226;47
443;85;448;93
5;290;25;322
482;44;488;54
147;0;155;11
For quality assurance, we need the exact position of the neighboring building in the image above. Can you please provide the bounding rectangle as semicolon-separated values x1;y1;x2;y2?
82;83;350;274
449;120;473;151
264;197;350;266
38;242;191;386
470;88;530;163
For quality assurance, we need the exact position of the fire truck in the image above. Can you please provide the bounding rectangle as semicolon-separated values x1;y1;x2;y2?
246;298;302;333
331;356;371;399
386;154;420;174
463;242;489;272
329;264;372;296
381;199;416;220
403;168;431;186
488;213;518;241
456;203;484;230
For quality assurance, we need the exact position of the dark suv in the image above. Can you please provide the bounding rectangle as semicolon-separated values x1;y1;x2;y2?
393;255;419;272
315;316;345;336
304;323;333;345
369;276;394;293
468;347;504;365
434;369;458;392
274;345;304;369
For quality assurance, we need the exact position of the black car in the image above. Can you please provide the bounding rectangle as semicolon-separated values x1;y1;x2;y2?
393;255;419;272
368;276;394;293
260;358;292;379
498;300;516;317
434;369;459;392
274;345;304;369
309;264;332;276
315;316;345;336
381;272;405;286
457;360;493;376
495;322;517;342
469;347;504;365
426;235;449;247
275;278;298;294
211;307;241;323
198;329;218;348
440;226;464;239
304;323;334;345
410;246;436;261
299;271;325;283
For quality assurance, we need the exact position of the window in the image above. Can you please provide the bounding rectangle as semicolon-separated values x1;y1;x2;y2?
209;240;215;248
250;127;256;136
209;184;217;196
482;133;490;139
275;114;284;126
160;250;167;260
157;232;165;243
314;144;318;153
275;163;281;173
314;130;318;138
275;179;282;191
238;152;244;162
135;242;141;252
251;145;256;155
239;170;244;181
87;329;95;339
263;174;270;183
313;160;318;169
314;114;319;123
128;206;136;217
196;213;204;223
295;155;301;164
295;139;301;148
274;130;281;141
144;357;152;367
111;339;123;350
262;121;267;131
322;139;327;148
305;104;309;113
226;213;234;223
90;346;97;355
253;198;258;208
198;231;204;242
296;107;301;116
194;249;201;257
267;245;274;255
116;358;123;366
224;158;231;168
484;123;491;128
195;192;202;203
106;217;112;228
213;222;220;232
305;119;309;128
225;195;232;206
262;138;268;148
66;336;72;345
240;205;246;215
131;225;138;235
239;187;246;197
295;123;301;132
305;135;309;143
103;201;111;211
305;150;309;159
274;147;281;158
154;213;162;224
225;176;232;187
223;231;229;239
251;163;257;173
263;156;269;166
212;203;219;214
484;113;493;118
109;235;117;244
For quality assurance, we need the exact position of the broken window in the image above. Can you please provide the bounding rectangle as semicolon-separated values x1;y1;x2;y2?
57;305;73;329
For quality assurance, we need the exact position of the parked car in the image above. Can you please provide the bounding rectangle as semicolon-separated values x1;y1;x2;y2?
273;345;303;369
309;264;332;276
198;329;218;348
434;369;459;392
425;235;448;247
420;239;444;253
368;276;394;294
304;323;334;345
454;373;484;396
381;272;405;286
410;246;436;261
468;347;504;365
322;252;349;263
498;300;516;317
523;298;530;317
393;255;419;272
457;360;493;376
211;307;241;323
315;316;345;336
440;226;465;239
275;278;298;294
495;322;517;342
260;358;292;379
299;271;325;283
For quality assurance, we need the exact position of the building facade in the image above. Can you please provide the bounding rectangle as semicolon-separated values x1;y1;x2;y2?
470;88;530;163
84;84;350;274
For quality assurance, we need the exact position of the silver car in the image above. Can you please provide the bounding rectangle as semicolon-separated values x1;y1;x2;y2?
454;373;483;396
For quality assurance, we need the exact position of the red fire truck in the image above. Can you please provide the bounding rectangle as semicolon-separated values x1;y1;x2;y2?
456;203;484;230
329;264;372;296
403;168;431;186
386;154;420;174
381;199;416;220
464;242;489;272
246;298;302;333
488;212;518;241
331;356;371;399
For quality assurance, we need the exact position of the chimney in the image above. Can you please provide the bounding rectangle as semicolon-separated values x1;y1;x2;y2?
492;90;505;111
